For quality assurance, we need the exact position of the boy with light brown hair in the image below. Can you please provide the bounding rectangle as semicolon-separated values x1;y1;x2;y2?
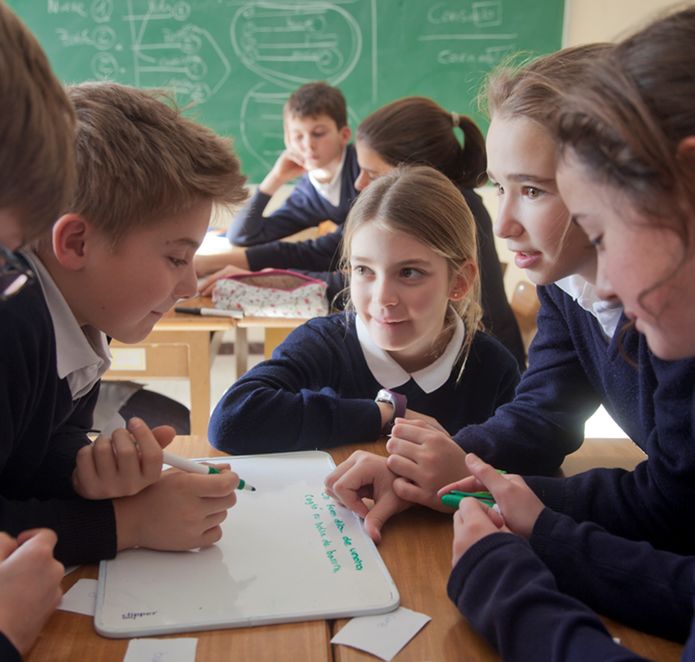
0;81;247;586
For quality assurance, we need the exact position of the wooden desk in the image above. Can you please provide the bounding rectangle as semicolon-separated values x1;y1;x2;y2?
29;437;682;661
104;298;309;437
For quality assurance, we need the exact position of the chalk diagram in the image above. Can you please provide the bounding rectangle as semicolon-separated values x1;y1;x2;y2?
419;1;517;68
230;1;366;171
53;0;232;107
126;0;231;105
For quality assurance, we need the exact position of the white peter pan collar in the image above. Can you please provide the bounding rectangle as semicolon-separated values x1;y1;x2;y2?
355;313;465;393
555;275;624;339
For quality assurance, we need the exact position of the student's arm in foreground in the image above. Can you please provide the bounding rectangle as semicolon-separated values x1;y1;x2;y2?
208;318;384;455
448;502;648;662
0;530;63;658
447;455;695;644
451;286;601;474
524;357;695;553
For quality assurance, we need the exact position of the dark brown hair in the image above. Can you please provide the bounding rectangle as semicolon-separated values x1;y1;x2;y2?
356;97;487;188
555;7;695;250
66;82;247;245
0;1;76;242
285;81;348;129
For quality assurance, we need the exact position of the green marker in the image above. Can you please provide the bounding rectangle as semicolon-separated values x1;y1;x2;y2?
162;451;256;491
441;490;496;509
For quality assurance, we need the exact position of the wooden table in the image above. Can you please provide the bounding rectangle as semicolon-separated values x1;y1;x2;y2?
104;297;307;437
28;437;683;661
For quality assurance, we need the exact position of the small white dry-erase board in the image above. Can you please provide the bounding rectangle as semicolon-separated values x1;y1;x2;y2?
95;451;399;637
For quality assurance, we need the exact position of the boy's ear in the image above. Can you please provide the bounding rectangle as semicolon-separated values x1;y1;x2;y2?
51;213;91;271
449;262;478;301
339;125;352;145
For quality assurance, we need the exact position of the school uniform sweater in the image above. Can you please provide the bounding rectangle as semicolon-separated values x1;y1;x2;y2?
0;634;19;662
448;508;695;661
245;186;527;369
208;313;520;454
227;144;360;246
0;283;116;566
455;284;695;553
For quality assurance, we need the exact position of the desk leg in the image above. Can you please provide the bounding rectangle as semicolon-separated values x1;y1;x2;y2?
235;327;249;378
264;327;293;359
188;333;211;438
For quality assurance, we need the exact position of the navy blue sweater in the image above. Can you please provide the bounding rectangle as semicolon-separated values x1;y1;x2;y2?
455;284;695;553
208;313;520;454
449;508;695;661
0;634;19;662
227;144;360;246
246;186;526;369
0;282;116;566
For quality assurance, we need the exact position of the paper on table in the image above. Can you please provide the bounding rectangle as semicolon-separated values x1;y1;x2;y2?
58;578;97;616
331;606;431;661
123;638;197;662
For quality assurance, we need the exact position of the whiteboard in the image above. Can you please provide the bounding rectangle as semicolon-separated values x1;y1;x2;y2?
95;451;399;638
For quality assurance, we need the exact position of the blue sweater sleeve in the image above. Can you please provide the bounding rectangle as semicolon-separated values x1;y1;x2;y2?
208;318;382;453
452;286;598;474
0;633;19;662
525;369;695;553
245;224;343;273
448;532;649;662
227;180;330;246
530;508;695;641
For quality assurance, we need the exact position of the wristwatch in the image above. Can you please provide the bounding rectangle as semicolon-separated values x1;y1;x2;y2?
374;389;408;433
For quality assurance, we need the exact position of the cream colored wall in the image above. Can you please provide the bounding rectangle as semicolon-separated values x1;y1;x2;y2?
493;0;686;299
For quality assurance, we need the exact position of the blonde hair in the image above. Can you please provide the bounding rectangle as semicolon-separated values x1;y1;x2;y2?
0;2;76;242
341;166;482;375
66;82;247;244
482;44;613;126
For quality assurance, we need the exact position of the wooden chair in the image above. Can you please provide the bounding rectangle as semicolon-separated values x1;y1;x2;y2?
511;279;541;358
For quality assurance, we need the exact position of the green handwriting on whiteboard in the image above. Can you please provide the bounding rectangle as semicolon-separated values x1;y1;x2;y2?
304;493;365;573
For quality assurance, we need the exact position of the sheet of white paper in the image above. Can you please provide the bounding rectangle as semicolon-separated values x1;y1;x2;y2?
331;606;431;660
58;578;97;616
123;638;197;662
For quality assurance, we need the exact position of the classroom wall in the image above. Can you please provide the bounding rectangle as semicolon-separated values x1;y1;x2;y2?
494;0;684;299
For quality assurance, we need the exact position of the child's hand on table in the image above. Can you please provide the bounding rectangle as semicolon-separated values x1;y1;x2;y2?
114;468;239;551
385;417;470;511
73;417;173;500
439;453;545;541
324;450;410;544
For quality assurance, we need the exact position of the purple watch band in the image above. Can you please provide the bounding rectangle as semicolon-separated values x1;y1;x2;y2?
375;389;408;433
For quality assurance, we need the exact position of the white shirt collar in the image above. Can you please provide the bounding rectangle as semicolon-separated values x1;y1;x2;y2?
308;148;346;207
555;275;624;339
356;313;465;393
22;250;111;400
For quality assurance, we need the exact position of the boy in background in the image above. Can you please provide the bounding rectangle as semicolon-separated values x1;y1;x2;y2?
0;2;75;658
227;80;359;246
0;82;246;574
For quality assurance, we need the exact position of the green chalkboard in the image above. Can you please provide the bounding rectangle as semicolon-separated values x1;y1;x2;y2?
9;0;564;181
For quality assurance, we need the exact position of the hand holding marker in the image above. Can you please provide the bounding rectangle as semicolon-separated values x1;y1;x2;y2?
163;451;256;491
87;428;255;491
